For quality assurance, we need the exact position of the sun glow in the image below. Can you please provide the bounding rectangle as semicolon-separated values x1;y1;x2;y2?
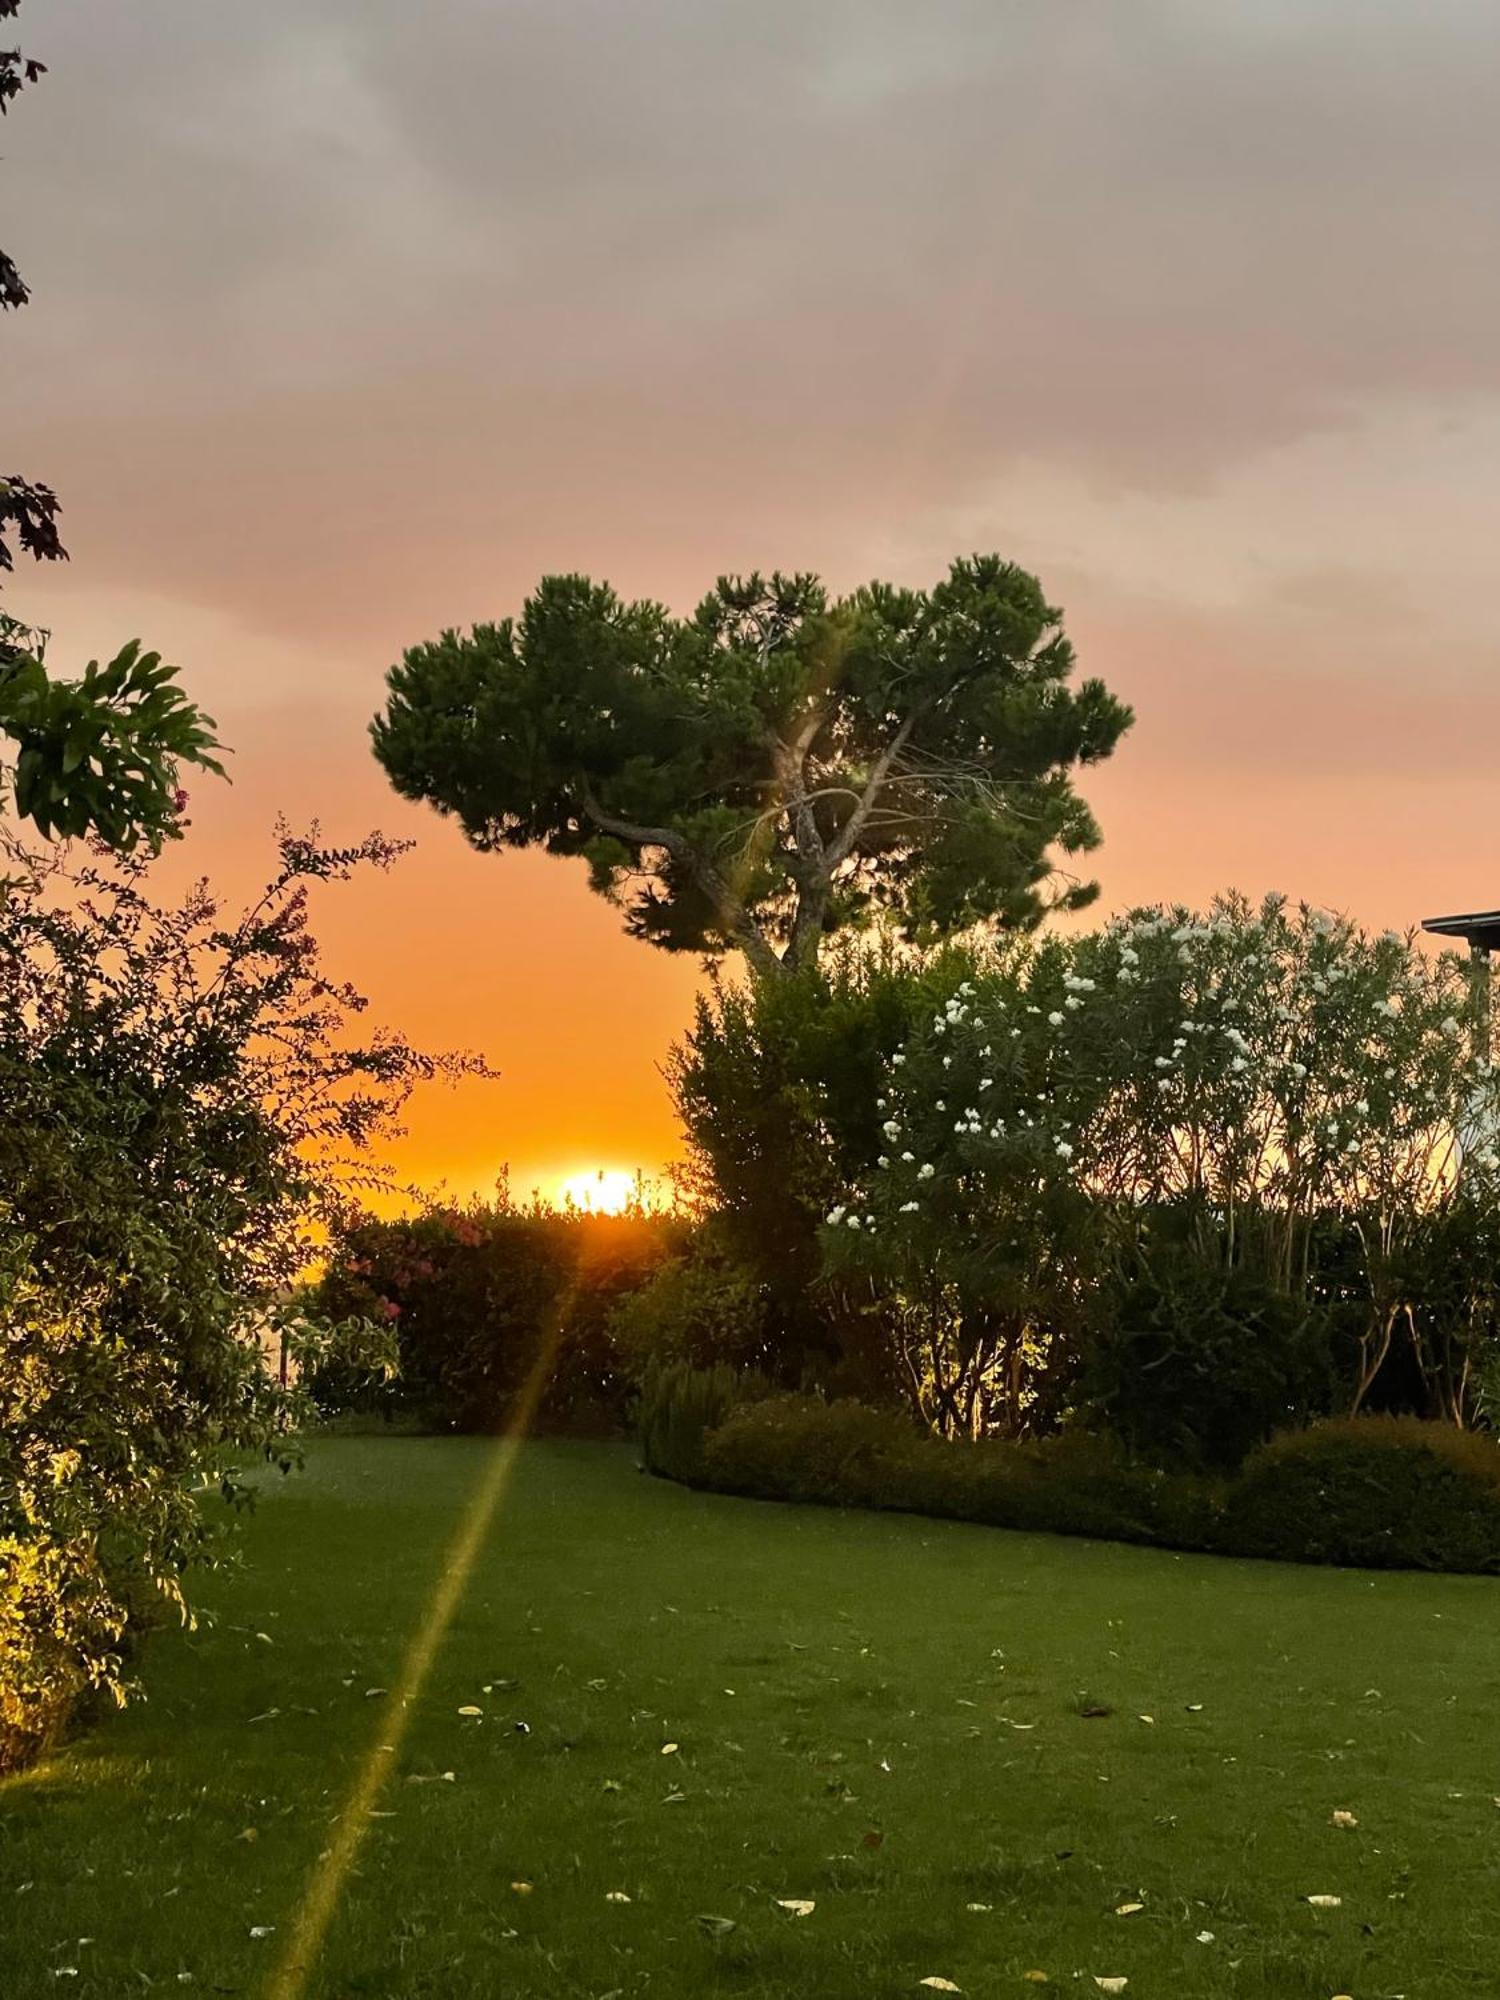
556;1167;640;1215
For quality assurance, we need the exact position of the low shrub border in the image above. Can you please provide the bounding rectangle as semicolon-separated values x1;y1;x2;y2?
639;1371;1500;1574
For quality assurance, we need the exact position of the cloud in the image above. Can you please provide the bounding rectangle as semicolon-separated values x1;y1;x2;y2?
10;3;1500;527
8;2;1500;798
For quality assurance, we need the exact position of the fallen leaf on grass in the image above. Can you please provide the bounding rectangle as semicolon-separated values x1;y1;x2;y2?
510;1881;534;1896
1137;1714;1155;1725
776;1899;816;1916
457;1705;483;1717
1305;1894;1342;1909
661;1742;680;1755
695;1915;736;1937
1114;1902;1144;1916
918;1982;962;1994
605;1891;632;1903
1330;1810;1358;1828
1196;1930;1215;1943
236;1828;258;1843
405;1771;456;1785
248;1927;275;1939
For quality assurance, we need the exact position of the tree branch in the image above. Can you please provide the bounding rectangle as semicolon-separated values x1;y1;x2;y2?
576;779;783;982
824;710;919;871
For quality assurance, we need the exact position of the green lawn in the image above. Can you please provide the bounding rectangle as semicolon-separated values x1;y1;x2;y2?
5;1439;1500;1999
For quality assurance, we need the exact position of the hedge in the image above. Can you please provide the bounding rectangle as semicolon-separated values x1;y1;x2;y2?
639;1372;1500;1574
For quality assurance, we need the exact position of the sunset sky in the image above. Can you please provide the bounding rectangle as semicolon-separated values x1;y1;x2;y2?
9;1;1500;1202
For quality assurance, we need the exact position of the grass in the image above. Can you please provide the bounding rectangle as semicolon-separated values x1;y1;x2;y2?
5;1438;1500;1998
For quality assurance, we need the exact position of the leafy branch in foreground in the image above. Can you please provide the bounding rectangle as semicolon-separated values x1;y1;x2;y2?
0;616;224;848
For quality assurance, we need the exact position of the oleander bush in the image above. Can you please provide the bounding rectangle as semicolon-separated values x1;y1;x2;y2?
675;895;1500;1461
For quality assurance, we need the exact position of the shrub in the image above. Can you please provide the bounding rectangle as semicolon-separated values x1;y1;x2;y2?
608;1229;778;1383
0;827;462;1769
828;895;1500;1443
703;1394;918;1504
668;942;980;1405
652;1375;1500;1574
1220;1416;1500;1571
309;1204;673;1433
1080;1253;1336;1471
671;1373;1218;1551
637;1363;775;1484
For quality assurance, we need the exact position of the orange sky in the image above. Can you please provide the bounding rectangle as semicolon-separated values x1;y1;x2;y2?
8;3;1500;1202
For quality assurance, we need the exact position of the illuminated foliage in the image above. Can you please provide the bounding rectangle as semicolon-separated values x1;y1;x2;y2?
0;826;480;1768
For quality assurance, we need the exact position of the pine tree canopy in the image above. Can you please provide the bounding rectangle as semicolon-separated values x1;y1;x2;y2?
372;554;1133;979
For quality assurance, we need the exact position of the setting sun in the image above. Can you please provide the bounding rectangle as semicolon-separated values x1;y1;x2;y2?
555;1168;640;1215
